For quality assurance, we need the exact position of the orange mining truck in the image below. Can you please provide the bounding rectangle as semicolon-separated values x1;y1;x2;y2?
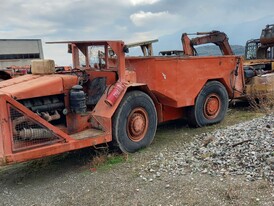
0;39;245;166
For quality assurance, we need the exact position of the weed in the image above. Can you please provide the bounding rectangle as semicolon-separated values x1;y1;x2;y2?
90;154;108;168
90;151;127;171
257;181;270;190
247;91;274;113
225;185;239;201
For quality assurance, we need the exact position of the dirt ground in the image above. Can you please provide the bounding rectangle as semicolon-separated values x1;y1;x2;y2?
0;106;273;206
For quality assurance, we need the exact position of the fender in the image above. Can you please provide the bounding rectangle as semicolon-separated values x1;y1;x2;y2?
91;82;162;136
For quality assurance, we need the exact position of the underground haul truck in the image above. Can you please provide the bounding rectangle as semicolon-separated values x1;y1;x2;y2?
0;36;245;166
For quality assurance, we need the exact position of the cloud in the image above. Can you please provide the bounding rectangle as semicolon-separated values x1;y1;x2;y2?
129;11;182;40
130;11;171;26
1;0;274;65
130;0;160;6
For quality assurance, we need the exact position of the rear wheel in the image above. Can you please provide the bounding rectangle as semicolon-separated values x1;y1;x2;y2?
112;90;157;153
187;81;228;127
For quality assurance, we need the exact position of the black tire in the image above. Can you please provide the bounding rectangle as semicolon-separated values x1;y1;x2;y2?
112;90;157;153
187;81;228;127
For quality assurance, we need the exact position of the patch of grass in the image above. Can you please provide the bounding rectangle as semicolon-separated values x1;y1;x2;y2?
106;155;125;165
90;152;128;171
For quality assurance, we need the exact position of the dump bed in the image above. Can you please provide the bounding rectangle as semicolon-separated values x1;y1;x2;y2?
126;55;245;107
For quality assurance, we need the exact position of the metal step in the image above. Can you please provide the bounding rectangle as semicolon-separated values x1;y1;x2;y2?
70;128;104;140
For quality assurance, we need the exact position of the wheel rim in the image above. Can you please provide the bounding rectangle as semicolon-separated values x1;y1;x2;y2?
126;108;149;142
203;94;221;119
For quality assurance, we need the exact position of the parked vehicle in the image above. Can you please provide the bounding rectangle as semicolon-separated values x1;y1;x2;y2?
0;37;244;166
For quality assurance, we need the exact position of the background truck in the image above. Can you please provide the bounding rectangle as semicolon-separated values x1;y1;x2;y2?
243;24;274;98
0;38;244;166
245;24;274;61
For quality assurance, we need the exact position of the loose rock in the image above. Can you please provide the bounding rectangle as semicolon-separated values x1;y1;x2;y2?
139;114;274;184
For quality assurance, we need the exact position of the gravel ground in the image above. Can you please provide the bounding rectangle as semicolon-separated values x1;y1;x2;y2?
139;114;274;184
0;109;273;206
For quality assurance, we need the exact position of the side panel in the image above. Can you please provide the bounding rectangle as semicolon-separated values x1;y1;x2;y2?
127;56;244;107
0;96;7;164
175;57;244;103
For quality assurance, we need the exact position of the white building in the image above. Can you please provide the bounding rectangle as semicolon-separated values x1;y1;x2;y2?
0;39;43;68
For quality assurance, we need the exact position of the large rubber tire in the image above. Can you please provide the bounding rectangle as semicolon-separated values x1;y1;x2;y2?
112;91;157;153
187;81;228;127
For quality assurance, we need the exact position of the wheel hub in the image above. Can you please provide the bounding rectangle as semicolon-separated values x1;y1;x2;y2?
204;94;221;119
127;108;148;142
130;114;145;135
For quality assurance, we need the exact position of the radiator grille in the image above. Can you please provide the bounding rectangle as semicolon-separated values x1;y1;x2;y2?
9;105;62;152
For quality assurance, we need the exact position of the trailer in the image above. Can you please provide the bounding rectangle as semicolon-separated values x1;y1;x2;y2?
0;39;245;166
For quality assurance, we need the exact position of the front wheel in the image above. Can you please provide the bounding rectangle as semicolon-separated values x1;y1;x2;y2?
112;90;157;153
187;81;228;127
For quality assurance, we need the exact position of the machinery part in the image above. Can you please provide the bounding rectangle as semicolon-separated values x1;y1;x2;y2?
12;113;58;139
244;66;256;79
182;31;234;56
260;24;274;45
13;116;33;136
87;77;106;105
71;69;89;85
9;105;62;151
20;95;64;113
187;81;228;127
112;91;157;153
105;81;126;106
19;128;54;140
124;39;158;56
40;111;61;122
245;24;274;60
70;85;87;114
30;102;64;113
245;39;260;60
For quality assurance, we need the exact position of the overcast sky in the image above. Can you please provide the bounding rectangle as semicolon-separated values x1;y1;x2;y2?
1;0;274;65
